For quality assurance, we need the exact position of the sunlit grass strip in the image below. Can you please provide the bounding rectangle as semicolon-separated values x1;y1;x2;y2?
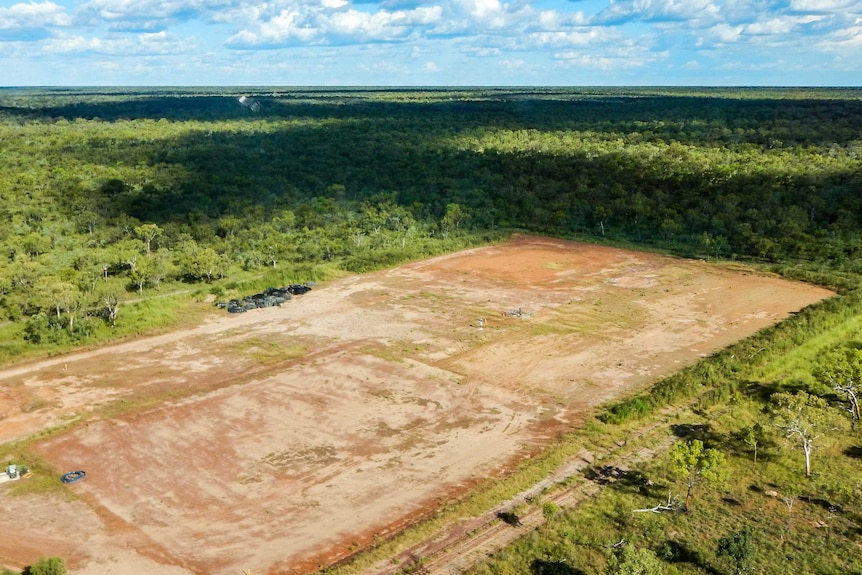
752;311;862;386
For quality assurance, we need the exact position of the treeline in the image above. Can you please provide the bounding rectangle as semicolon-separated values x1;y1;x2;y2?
0;87;860;352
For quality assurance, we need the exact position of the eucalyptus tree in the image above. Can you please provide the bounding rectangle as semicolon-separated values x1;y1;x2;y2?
816;347;862;428
134;223;162;255
669;439;728;511
771;391;846;477
717;527;755;575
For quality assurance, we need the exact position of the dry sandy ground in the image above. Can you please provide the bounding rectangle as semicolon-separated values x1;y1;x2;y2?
0;235;833;575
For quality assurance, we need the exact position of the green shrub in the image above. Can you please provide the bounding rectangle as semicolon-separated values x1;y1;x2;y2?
25;557;66;575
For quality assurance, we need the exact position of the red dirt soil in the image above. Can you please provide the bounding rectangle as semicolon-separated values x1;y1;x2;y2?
0;235;833;575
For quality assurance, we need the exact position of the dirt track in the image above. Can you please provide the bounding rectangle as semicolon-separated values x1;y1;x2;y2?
0;235;833;574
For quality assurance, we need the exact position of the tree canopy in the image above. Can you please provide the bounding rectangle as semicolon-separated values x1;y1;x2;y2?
0;87;860;354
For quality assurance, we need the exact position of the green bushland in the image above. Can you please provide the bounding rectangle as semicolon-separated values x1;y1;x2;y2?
1;87;860;363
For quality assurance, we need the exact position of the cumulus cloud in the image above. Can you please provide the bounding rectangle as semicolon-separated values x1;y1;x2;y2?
0;1;71;27
789;0;862;12
592;0;721;26
227;8;319;47
325;6;442;39
694;7;861;50
0;1;72;40
1;0;860;84
225;2;443;47
79;0;232;21
41;29;197;55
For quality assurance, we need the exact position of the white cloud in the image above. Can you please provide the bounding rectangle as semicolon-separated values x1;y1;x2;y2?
554;50;665;70
694;9;861;50
0;1;71;29
697;22;743;45
500;57;526;69
41;29;196;55
461;45;501;56
593;0;720;25
745;16;802;35
227;2;446;47
789;0;862;12
79;0;229;20
805;20;862;57
2;0;861;85
227;8;320;47
527;28;614;48
456;0;503;21
325;6;441;38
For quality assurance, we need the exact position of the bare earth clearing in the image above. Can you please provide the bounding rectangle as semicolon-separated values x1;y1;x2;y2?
0;236;833;575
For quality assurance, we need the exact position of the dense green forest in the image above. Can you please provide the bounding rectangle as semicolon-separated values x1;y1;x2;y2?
1;87;860;358
2;88;862;574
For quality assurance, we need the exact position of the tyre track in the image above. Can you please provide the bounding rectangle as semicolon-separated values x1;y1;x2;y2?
355;419;676;575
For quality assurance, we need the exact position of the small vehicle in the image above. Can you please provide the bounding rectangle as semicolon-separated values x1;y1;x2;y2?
61;470;86;483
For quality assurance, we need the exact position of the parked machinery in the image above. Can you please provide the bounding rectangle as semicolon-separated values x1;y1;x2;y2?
1;464;31;482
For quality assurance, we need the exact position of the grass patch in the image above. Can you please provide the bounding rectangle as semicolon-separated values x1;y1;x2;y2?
0;447;72;497
360;342;411;363
232;337;307;366
751;311;862;388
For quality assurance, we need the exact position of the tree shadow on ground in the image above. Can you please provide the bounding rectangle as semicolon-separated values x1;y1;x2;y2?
530;559;585;575
671;423;713;440
844;445;862;459
800;494;844;514
583;465;665;497
657;540;722;575
497;511;524;527
743;380;811;403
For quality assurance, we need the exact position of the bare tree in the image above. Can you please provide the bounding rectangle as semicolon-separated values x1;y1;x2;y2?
817;348;862;428
633;493;681;514
97;288;121;328
771;391;845;477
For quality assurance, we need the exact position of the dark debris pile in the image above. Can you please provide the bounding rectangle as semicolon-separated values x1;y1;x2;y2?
216;282;315;313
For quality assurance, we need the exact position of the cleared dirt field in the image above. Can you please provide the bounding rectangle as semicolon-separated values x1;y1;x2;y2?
0;235;834;575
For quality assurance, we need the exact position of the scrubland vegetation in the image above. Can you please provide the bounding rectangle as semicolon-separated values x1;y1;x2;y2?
1;87;861;574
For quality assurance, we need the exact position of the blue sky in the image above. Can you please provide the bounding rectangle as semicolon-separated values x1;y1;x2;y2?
1;0;860;85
